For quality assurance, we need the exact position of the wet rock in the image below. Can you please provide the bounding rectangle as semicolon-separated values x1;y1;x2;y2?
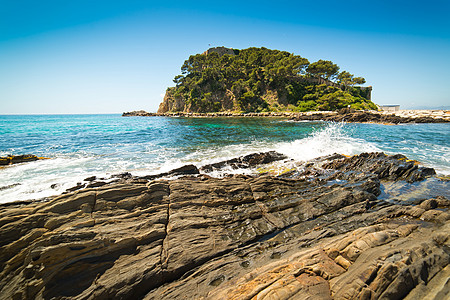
65;182;85;193
111;172;133;179
0;154;41;165
0;152;448;299
86;181;107;188
200;151;287;173
0;183;21;191
322;152;436;183
139;164;200;181
83;176;97;182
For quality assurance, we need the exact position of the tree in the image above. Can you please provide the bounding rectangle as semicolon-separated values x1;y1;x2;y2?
306;60;340;83
337;71;353;86
337;71;366;90
353;77;366;85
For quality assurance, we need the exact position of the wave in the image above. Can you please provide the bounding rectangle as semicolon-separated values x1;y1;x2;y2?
276;122;380;162
1;121;447;204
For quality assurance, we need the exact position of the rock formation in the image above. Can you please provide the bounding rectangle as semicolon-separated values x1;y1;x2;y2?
122;109;450;124
0;152;448;299
290;109;450;123
0;155;43;166
122;111;156;117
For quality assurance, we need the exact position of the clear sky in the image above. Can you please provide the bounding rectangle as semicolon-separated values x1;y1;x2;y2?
1;0;449;114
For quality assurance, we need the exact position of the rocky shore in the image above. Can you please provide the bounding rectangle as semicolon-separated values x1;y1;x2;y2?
0;151;449;299
290;108;450;124
122;109;450;124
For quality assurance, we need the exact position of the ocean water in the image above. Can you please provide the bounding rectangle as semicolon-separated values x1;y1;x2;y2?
0;114;449;203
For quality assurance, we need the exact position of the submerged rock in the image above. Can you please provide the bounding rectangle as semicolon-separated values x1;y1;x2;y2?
0;152;448;299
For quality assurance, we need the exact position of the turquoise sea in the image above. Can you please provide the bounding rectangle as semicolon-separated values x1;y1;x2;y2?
0;114;449;203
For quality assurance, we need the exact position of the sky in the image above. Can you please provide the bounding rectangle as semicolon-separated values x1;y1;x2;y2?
0;0;449;114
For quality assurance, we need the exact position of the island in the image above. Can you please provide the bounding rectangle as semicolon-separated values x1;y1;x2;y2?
123;47;448;123
158;46;376;114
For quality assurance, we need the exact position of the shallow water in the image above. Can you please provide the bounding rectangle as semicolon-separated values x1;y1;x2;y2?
0;114;449;203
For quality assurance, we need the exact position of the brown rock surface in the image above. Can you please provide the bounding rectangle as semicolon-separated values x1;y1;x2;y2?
0;152;448;299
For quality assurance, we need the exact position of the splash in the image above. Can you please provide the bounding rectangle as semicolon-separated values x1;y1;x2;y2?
276;122;380;162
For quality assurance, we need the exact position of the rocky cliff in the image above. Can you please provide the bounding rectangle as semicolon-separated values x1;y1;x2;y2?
0;152;449;299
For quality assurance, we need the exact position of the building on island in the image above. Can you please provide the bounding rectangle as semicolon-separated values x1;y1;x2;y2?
379;105;400;112
202;46;236;56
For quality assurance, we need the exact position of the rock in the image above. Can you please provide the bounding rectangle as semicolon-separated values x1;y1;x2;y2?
290;110;450;124
139;164;200;181
65;182;85;192
122;110;156;117
200;151;288;173
0;154;42;165
0;183;21;191
111;172;133;179
321;152;435;183
0;152;448;299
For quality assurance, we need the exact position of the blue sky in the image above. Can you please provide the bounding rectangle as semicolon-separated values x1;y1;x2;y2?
1;0;449;114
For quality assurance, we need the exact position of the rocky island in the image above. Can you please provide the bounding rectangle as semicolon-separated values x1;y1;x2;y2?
0;151;449;299
123;47;448;123
158;47;376;114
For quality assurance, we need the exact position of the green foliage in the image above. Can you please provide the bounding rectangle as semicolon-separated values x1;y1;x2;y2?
169;47;374;113
297;100;317;112
307;60;340;82
337;71;366;89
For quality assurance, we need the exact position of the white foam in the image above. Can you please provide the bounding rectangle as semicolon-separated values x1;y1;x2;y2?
276;122;380;162
1;121;447;204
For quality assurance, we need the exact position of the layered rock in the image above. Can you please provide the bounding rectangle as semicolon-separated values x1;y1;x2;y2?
0;152;448;299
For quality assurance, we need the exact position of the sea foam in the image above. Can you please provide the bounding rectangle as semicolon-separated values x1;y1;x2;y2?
276;122;380;162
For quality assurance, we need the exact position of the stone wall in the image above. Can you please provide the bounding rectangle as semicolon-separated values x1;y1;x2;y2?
202;46;236;56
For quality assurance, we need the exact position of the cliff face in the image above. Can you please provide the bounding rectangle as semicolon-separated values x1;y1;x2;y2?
157;88;185;113
158;87;238;113
0;152;448;299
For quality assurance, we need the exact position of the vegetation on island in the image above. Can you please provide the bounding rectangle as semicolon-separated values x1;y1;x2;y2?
159;47;377;113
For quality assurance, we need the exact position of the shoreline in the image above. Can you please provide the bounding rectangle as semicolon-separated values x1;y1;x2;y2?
123;109;450;124
0;151;448;299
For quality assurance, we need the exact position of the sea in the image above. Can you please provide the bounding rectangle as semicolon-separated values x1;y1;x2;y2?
0;114;449;204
